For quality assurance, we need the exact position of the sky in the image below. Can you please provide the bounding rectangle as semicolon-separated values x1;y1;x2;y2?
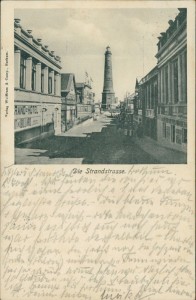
15;8;179;102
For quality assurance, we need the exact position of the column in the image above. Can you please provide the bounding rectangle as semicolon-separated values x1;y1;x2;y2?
168;62;171;103
36;62;41;93
171;62;174;103
59;75;61;96
55;73;58;96
55;73;59;96
25;56;32;90
181;52;186;103
160;69;164;104
55;73;61;96
178;54;182;102
14;49;20;88
146;86;148;109
149;85;151;107
158;70;161;104
50;70;55;94
162;68;165;104
43;66;48;94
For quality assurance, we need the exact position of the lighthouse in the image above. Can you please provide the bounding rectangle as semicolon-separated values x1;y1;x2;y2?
102;46;115;110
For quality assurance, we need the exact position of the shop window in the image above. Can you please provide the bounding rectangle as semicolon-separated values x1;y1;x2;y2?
20;55;26;89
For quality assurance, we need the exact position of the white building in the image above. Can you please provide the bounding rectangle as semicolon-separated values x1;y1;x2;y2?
14;18;62;145
156;9;187;152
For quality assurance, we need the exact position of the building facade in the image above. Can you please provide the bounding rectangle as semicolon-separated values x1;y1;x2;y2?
61;73;77;132
124;93;135;114
14;19;61;145
156;8;187;152
141;67;158;140
76;83;94;119
128;8;187;152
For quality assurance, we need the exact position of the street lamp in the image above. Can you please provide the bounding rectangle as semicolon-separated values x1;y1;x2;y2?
41;108;47;133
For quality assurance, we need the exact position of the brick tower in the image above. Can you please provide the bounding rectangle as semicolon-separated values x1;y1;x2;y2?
102;46;115;110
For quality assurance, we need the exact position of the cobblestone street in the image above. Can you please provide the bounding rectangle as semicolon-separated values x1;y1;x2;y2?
15;113;186;164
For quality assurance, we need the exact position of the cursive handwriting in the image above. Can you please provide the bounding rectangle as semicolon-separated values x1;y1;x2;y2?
1;165;194;299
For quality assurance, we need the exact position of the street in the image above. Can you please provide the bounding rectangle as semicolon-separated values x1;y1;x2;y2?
15;113;186;164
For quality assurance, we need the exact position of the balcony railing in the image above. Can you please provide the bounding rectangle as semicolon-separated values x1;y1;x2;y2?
138;109;142;116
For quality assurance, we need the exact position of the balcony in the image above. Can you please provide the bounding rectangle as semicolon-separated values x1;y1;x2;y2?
146;109;155;118
138;109;142;116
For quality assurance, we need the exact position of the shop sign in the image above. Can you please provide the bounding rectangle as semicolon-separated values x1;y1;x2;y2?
14;105;39;115
15;116;41;132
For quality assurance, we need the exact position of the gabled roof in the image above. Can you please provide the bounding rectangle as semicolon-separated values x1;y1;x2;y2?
61;73;76;92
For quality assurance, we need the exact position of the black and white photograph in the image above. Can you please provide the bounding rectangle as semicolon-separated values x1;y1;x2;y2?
14;7;187;164
1;2;195;300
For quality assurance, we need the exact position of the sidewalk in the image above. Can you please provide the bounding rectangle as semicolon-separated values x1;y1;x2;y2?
58;114;108;137
134;136;186;164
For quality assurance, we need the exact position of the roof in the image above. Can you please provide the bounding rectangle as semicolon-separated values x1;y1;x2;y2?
14;19;61;70
61;73;75;92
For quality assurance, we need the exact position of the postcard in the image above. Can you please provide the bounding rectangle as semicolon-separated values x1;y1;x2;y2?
1;1;195;299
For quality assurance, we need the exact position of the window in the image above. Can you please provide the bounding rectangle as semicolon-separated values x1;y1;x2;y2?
54;77;56;95
20;55;26;89
41;70;44;93
32;61;36;91
48;77;52;94
173;59;178;103
48;71;54;94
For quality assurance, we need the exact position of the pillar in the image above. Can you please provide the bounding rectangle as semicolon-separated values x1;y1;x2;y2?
158;70;161;104
163;68;166;104
149;83;152;109
178;54;182;102
168;62;171;103
146;86;148;109
25;56;32;90
36;62;41;93
14;49;20;88
181;52;186;103
161;68;164;104
58;74;61;96
43;66;48;94
171;62;174;103
55;73;61;96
